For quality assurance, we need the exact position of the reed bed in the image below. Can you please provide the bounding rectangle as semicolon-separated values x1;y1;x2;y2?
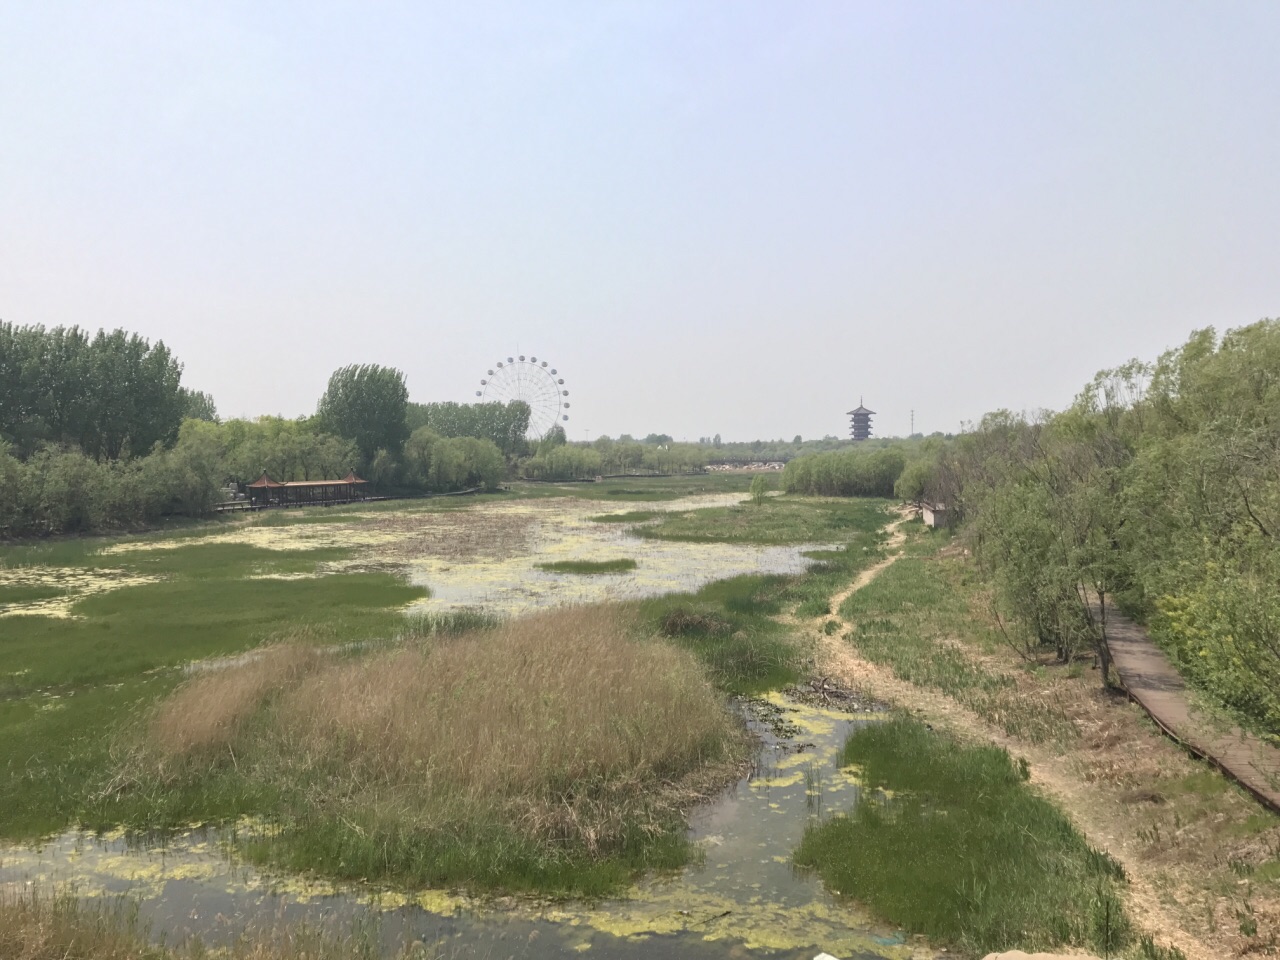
128;606;745;894
0;887;423;960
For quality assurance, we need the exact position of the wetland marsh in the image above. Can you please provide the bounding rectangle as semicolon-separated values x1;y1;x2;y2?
1;484;917;959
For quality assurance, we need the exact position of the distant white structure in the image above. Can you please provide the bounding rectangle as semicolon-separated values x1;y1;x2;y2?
706;462;785;472
922;502;949;529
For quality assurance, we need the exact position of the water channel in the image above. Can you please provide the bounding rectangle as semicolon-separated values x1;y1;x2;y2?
1;694;919;959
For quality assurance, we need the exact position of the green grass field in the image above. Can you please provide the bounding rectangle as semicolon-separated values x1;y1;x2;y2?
795;716;1131;956
0;533;427;841
535;558;638;574
838;530;1074;744
640;495;890;544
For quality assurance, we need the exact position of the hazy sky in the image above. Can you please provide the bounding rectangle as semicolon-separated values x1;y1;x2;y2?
3;3;1278;440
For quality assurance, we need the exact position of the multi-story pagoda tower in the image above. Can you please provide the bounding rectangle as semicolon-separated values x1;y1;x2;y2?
848;399;875;441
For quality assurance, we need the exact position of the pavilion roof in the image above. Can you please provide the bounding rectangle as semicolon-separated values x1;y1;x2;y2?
847;406;876;415
246;471;369;488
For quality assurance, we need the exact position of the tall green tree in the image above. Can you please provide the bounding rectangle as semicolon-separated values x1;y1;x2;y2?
406;400;530;457
181;389;219;422
316;364;409;464
0;322;185;460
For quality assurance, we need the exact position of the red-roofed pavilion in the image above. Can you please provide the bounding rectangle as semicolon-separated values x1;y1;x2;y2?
244;472;369;508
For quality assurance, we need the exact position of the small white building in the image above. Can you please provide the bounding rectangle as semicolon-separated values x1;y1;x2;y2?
922;502;949;529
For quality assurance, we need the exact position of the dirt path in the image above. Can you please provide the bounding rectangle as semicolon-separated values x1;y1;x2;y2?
822;507;912;617
1105;609;1280;813
801;514;1253;960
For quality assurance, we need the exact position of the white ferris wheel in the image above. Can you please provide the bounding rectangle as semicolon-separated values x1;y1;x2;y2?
476;354;570;439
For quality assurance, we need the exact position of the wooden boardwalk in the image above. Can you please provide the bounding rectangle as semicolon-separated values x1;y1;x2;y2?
1104;609;1280;814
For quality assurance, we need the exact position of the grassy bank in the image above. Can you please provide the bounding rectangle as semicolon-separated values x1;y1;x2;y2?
639;495;889;544
109;607;745;896
796;716;1130;957
536;558;637;574
630;498;892;694
640;574;798;694
825;523;1280;957
838;531;1074;744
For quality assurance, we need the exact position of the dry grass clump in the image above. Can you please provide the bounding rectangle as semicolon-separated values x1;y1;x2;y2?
134;606;745;889
0;889;155;960
148;644;324;764
658;608;732;637
274;607;735;822
0;887;425;960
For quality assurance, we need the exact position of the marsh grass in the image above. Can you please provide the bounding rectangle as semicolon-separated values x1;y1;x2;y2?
0;545;426;840
512;474;756;501
0;583;68;605
640;574;799;694
103;542;350;579
249;510;365;527
0;887;422;960
840;551;1074;744
0;676;171;837
122;606;746;895
631;499;891;693
0;572;426;694
402;607;500;636
795;716;1131;957
535;558;638;574
588;510;661;524
639;495;891;545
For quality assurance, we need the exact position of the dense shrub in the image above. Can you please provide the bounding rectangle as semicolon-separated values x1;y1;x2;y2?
0;422;224;538
426;436;505;491
782;448;905;497
939;320;1280;733
406;401;531;458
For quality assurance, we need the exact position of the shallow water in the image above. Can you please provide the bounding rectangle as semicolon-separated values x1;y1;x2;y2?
0;694;919;959
402;497;837;615
0;493;834;619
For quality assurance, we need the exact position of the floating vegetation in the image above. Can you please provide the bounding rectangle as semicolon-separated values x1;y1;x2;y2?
0;566;161;619
0;694;908;960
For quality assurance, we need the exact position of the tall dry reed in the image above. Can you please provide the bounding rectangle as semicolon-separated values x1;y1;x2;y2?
148;644;323;764
142;606;743;849
0;887;426;960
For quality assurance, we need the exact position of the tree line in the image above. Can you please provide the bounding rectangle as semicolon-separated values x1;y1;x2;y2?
0;322;211;460
891;320;1280;736
520;433;709;480
0;332;715;537
781;448;906;497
